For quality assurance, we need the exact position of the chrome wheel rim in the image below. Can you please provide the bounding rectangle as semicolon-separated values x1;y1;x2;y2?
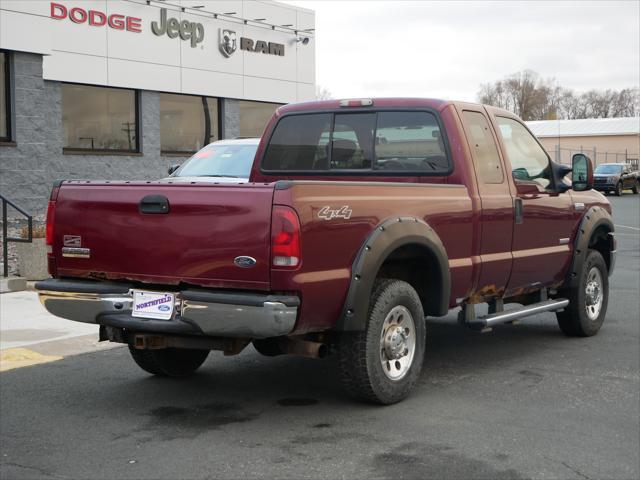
379;305;416;381
585;267;603;321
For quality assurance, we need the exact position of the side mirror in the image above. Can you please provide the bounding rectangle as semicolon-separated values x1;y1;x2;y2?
167;164;180;176
571;154;593;191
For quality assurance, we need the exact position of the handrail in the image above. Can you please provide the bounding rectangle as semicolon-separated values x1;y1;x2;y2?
1;193;33;278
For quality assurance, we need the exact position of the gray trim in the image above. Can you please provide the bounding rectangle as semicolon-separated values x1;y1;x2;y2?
274;179;466;190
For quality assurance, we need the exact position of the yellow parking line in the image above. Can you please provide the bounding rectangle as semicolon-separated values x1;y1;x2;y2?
0;348;63;372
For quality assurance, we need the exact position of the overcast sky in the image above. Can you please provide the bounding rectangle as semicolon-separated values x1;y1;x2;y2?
284;1;640;102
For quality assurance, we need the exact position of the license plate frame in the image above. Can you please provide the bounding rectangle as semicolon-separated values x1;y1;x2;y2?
131;290;176;320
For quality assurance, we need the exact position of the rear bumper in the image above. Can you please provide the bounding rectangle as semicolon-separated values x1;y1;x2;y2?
35;279;299;339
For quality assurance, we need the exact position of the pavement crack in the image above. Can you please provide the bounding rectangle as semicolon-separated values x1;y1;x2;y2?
561;461;592;480
1;461;65;479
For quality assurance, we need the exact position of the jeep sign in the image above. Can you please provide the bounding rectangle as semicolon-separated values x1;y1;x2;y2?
151;9;204;48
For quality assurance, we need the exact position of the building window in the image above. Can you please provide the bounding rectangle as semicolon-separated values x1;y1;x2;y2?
160;93;219;154
238;100;282;138
62;84;138;153
0;51;10;142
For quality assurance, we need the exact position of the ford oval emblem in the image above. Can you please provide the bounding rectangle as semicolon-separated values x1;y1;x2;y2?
234;256;257;268
158;305;171;312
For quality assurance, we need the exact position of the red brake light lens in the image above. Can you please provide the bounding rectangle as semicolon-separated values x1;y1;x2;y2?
45;200;56;247
271;206;301;268
339;99;374;107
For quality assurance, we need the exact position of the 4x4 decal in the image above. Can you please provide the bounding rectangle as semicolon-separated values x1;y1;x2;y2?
318;206;353;221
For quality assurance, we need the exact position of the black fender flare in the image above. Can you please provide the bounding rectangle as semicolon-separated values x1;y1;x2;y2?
565;205;615;288
337;216;450;331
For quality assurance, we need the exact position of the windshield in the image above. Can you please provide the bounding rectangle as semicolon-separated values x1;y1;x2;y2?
172;143;257;178
595;164;623;174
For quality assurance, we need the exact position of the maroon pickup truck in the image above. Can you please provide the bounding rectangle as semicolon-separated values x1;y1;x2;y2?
37;98;616;404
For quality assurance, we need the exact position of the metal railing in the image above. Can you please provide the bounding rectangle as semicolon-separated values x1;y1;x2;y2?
1;194;33;278
549;145;638;168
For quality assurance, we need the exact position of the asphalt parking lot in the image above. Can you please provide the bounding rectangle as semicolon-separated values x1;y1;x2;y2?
1;195;638;480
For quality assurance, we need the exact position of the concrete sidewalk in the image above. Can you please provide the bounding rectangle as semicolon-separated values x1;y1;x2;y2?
0;291;120;371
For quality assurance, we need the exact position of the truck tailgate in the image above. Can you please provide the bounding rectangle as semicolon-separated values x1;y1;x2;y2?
51;182;275;290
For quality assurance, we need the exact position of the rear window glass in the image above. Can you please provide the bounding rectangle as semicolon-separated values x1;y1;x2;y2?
262;111;450;174
261;114;331;171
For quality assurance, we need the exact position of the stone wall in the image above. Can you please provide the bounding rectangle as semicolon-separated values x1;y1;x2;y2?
223;98;241;139
1;51;244;218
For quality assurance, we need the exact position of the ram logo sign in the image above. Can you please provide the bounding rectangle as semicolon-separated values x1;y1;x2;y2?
219;29;285;58
219;29;238;57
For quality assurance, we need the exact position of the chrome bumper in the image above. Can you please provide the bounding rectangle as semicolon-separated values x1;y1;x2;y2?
36;279;298;339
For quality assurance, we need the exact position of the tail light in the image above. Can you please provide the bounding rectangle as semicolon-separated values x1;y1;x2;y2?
46;185;60;275
45;201;56;250
271;206;301;269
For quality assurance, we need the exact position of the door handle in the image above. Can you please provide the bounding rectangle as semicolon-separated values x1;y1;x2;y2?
139;195;170;214
514;198;523;225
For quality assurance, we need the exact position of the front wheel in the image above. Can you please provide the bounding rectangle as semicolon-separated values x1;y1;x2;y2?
129;346;209;377
615;182;623;196
556;249;609;337
337;279;426;404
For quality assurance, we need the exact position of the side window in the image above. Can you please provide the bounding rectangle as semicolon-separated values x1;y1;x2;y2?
461;111;504;183
496;116;551;189
262;113;332;170
331;113;375;170
375;111;447;172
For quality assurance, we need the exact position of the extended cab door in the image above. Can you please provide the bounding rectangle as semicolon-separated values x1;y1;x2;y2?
491;114;575;294
457;106;514;299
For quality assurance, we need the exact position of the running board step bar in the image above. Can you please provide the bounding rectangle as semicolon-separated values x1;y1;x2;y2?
466;299;569;332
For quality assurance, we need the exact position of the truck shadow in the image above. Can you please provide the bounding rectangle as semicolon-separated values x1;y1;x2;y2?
2;312;576;416
93;312;571;408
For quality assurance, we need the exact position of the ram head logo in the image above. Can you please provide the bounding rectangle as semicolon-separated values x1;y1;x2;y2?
219;29;237;57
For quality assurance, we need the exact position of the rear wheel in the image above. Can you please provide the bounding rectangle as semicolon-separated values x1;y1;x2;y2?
556;249;608;337
128;346;209;377
337;279;426;404
632;181;639;194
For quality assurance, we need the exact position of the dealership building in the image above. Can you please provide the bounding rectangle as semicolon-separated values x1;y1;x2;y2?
527;117;640;169
0;0;315;216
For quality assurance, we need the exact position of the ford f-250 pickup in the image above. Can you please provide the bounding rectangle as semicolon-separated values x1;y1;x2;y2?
37;98;616;404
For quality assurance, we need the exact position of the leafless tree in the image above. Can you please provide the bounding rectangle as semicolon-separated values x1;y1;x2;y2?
316;85;333;100
478;70;639;120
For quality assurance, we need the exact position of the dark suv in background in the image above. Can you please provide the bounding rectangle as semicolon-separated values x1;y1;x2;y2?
593;163;640;195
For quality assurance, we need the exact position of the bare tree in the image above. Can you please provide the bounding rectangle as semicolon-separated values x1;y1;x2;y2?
477;70;639;120
316;85;333;100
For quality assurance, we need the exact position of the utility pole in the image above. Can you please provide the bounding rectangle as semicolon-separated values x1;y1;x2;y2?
121;122;136;150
